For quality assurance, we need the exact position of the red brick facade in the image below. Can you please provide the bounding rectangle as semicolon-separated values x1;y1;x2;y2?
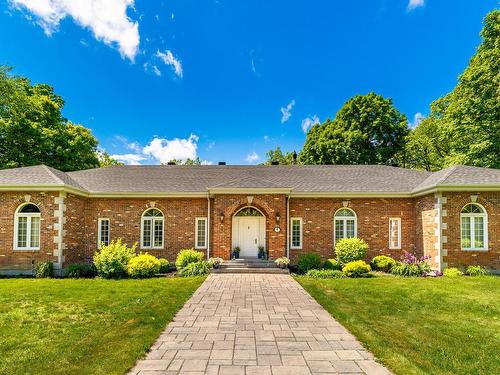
0;190;499;273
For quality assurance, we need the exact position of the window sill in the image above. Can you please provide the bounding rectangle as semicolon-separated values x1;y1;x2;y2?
13;248;40;252
140;247;164;250
461;248;488;252
291;247;302;250
389;247;402;250
195;247;207;250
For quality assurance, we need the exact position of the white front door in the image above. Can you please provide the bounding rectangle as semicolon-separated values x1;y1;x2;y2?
238;218;259;258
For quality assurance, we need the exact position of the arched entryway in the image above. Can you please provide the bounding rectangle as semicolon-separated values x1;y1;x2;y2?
232;207;266;258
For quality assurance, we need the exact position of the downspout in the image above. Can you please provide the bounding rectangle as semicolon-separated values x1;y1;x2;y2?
55;191;66;272
206;193;210;260
286;195;290;259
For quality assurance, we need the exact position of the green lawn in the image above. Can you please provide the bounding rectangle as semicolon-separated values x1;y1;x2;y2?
296;276;500;375
0;277;205;375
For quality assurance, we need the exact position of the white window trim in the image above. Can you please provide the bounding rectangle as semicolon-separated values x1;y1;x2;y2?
290;217;303;249
140;209;164;250
195;217;208;249
13;205;41;251
460;204;488;251
97;218;110;249
333;208;357;245
388;217;402;250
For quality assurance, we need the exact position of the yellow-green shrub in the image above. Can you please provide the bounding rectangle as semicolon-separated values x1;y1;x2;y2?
127;253;161;278
323;258;342;270
158;258;170;273
443;267;463;277
175;248;205;270
93;239;136;279
342;260;371;278
335;238;368;265
371;255;396;272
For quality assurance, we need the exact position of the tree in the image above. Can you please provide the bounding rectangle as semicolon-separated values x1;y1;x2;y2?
0;66;101;171
162;157;203;165
98;151;124;167
431;10;500;168
299;93;409;165
264;147;296;165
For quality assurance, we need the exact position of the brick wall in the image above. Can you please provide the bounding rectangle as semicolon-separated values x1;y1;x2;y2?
0;192;59;272
442;192;500;271
289;198;417;262
414;194;440;269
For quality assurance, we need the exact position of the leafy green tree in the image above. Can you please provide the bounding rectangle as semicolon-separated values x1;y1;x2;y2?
98;151;124;167
0;66;100;171
299;93;409;165
264;147;296;165
431;10;500;168
162;157;203;165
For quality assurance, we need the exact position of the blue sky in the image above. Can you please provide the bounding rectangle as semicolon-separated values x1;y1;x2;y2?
0;1;497;165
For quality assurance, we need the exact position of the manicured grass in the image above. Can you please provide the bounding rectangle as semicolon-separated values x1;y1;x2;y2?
296;276;500;375
0;277;205;375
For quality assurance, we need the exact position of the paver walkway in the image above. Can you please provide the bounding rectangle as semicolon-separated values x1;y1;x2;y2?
130;274;391;375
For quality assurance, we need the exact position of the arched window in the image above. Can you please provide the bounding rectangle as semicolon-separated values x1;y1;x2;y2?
14;203;41;250
334;208;357;245
460;203;488;250
141;208;164;249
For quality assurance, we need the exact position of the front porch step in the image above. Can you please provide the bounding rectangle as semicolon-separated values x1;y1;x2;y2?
211;267;289;274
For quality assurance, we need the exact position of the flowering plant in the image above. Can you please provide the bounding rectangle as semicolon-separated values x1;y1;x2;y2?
208;257;223;269
275;257;290;268
391;251;432;277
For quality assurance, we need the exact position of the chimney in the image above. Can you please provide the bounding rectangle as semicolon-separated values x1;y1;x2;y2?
218;161;226;165
271;161;279;165
292;151;297;165
167;161;176;165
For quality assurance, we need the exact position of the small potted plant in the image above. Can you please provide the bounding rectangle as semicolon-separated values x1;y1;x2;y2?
275;257;290;269
232;246;240;259
258;246;265;259
208;257;223;269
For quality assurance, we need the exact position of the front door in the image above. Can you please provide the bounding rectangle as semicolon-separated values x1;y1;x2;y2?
238;218;259;258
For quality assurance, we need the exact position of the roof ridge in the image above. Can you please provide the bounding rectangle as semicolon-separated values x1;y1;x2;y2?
436;165;461;185
41;165;66;185
208;174;283;189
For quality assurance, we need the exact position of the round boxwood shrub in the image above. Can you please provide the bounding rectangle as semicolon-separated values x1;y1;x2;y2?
323;258;341;271
306;269;346;279
466;265;489;276
297;252;322;274
66;263;97;278
370;255;396;272
175;248;205;270
127;253;161;278
178;261;211;277
443;267;463;277
158;258;170;273
342;260;371;278
93;239;136;279
335;238;368;265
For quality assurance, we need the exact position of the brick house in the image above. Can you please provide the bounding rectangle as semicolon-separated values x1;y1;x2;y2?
0;164;498;274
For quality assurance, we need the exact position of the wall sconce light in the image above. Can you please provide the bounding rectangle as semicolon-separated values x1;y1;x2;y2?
220;212;224;223
275;212;280;222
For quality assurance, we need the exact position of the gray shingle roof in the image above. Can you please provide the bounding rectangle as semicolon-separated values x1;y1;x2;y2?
0;164;498;195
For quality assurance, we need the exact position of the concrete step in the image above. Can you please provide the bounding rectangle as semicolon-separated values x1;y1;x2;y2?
220;263;277;268
212;267;289;274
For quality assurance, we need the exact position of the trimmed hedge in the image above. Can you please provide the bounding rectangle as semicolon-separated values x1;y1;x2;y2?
297;252;322;274
342;260;371;278
306;269;346;279
335;238;368;265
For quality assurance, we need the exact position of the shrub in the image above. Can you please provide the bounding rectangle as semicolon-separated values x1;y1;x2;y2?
66;263;97;278
178;261;211;277
443;267;463;277
297;252;322;274
275;257;290;268
93;239;136;279
371;255;396;272
390;251;431;277
466;265;489;277
208;257;223;269
342;260;371;278
158;258;170;273
335;238;368;265
35;261;54;278
305;269;346;279
175;248;205;270
127;253;161;278
323;258;341;270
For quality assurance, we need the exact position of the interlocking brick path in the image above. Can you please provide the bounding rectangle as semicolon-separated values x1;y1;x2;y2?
129;274;391;375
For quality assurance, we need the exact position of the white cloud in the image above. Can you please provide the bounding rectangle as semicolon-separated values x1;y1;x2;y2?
152;65;161;76
280;100;296;123
143;134;198;163
410;112;425;128
201;160;214;165
301;115;320;133
407;0;425;11
111;153;146;165
245;152;259;164
156;49;183;78
11;0;140;61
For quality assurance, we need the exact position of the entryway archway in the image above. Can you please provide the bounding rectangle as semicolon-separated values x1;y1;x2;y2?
231;207;266;258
